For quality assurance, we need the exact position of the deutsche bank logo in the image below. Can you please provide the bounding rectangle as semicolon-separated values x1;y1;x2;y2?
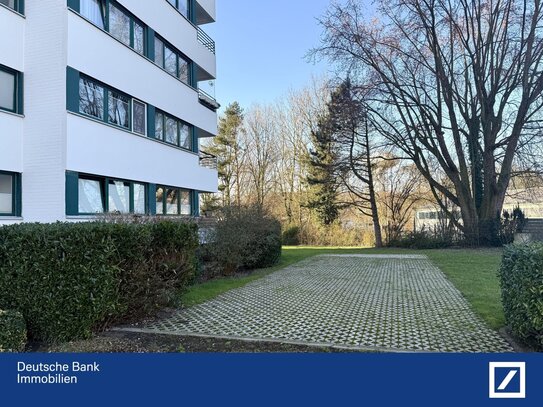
489;362;526;399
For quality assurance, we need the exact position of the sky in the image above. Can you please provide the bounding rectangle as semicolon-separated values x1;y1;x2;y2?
205;0;333;112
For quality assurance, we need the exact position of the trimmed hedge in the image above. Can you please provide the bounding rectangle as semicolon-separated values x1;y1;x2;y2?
202;206;282;276
0;310;27;352
499;244;543;350
0;221;198;343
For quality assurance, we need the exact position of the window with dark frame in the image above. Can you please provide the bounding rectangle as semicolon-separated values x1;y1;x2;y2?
154;110;193;151
0;65;19;114
0;173;14;215
78;175;148;215
153;35;192;86
79;0;146;56
156;186;192;216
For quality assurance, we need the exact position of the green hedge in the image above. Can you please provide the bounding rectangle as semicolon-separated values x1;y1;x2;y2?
0;310;27;352
0;221;198;343
499;244;543;350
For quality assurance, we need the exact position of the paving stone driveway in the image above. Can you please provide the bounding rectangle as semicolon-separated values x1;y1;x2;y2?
121;254;512;352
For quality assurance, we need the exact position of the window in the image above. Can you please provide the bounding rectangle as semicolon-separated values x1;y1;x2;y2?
166;189;179;215
79;0;146;55
79;78;104;119
178;57;189;83
164;46;177;77
109;3;130;47
154;36;192;86
155;109;193;150
77;175;147;215
167;0;190;19
134;22;145;55
156;186;192;216
165;116;178;145
132;100;146;135
108;90;130;129
0;66;17;113
0;173;13;215
155;112;164;140
79;177;105;214
78;75;145;134
80;0;106;29
155;38;164;69
108;180;130;214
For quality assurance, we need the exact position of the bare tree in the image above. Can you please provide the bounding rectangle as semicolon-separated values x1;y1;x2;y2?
316;0;543;244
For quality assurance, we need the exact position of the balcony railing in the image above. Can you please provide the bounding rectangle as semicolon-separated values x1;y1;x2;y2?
197;26;216;54
198;89;221;112
199;150;218;170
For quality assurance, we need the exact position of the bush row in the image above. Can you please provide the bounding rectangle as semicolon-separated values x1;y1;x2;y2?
499;244;543;350
0;221;198;343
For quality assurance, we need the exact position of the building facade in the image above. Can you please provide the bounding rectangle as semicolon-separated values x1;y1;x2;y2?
0;0;219;224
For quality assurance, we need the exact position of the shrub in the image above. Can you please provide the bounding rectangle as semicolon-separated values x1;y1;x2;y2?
282;225;301;246
387;230;453;249
0;221;198;343
499;244;543;350
203;206;282;276
0;310;27;352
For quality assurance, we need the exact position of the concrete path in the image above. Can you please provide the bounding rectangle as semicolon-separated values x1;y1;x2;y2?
119;254;512;352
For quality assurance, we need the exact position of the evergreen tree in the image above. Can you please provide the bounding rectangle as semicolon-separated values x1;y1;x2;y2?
206;102;245;207
306;112;343;226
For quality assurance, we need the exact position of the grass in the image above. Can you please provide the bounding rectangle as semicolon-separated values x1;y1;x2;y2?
181;246;505;330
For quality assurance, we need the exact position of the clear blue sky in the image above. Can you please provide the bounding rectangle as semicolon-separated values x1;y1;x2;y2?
206;0;333;111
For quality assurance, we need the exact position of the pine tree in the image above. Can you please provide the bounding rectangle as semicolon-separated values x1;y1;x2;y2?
206;102;245;207
306;112;343;226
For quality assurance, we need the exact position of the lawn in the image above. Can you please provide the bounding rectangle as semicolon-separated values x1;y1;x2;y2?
181;246;505;330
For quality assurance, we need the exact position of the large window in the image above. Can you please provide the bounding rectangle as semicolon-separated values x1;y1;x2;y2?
0;173;14;215
155;110;193;150
80;0;106;29
167;0;190;19
154;36;192;86
78;76;145;135
0;65;20;114
156;186;191;216
78;175;147;215
79;0;146;56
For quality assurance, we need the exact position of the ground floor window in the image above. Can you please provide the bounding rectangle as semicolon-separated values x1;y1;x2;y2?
67;172;197;217
77;175;147;215
0;171;21;216
156;186;191;216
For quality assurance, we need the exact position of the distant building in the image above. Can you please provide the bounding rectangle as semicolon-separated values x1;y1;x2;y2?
0;0;219;224
414;188;543;231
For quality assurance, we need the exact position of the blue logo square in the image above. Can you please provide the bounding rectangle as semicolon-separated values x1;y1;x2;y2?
494;367;521;393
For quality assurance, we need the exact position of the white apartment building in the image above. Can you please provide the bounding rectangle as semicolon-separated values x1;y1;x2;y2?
0;0;219;224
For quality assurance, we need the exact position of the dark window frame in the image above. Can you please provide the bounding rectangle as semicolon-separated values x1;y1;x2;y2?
78;0;147;56
0;170;20;217
155;185;192;216
0;64;21;114
78;75;142;133
154;34;193;86
77;173;148;216
0;0;24;14
154;109;194;151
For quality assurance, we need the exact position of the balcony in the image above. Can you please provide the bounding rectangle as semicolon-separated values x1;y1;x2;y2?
197;26;215;54
199;150;218;170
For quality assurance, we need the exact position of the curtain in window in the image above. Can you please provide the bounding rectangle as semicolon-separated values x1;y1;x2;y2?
81;0;105;29
0;174;13;214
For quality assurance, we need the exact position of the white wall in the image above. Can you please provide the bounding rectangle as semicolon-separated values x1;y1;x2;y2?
0;7;25;72
0;113;23;173
66;114;218;193
67;12;218;136
116;0;216;79
22;0;68;222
